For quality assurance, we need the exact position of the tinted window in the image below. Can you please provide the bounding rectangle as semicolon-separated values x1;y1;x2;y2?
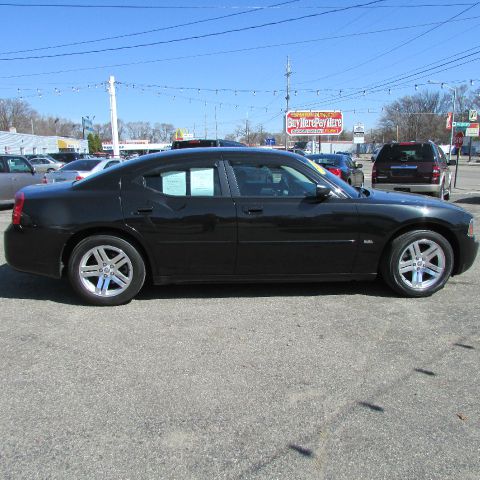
231;161;316;197
142;166;221;197
376;144;434;163
60;160;101;171
7;157;31;173
104;161;120;169
307;154;343;167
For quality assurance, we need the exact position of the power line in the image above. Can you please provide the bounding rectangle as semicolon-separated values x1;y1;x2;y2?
0;2;476;8
0;0;386;61
296;1;480;86
4;14;480;79
0;0;299;56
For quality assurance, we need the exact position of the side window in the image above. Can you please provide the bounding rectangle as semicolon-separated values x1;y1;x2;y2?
437;146;447;165
141;166;221;197
231;161;317;197
7;157;31;173
104;161;119;169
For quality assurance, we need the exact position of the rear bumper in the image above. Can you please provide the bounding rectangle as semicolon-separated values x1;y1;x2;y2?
373;183;441;194
4;224;69;279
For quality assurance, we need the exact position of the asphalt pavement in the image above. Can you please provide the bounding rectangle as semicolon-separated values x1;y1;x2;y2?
0;169;479;479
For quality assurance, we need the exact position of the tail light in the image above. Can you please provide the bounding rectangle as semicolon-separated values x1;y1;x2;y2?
372;164;377;184
327;167;342;177
431;166;441;184
12;192;25;225
75;175;84;181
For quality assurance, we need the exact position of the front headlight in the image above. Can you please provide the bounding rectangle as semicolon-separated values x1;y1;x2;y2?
467;218;475;238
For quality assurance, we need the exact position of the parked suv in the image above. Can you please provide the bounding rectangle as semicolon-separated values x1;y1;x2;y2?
49;152;92;164
372;142;454;200
171;139;246;149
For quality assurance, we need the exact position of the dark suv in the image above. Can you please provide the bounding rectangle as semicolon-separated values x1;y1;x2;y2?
49;152;92;164
171;139;246;149
372;142;455;200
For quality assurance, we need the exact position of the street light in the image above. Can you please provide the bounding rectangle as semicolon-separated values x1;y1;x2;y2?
428;80;459;186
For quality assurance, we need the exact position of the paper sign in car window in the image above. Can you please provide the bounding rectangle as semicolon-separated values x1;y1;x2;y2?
308;160;326;175
191;168;214;196
162;171;186;196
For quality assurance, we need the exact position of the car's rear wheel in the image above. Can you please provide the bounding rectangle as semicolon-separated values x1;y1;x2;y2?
68;235;145;306
381;230;453;297
435;181;446;200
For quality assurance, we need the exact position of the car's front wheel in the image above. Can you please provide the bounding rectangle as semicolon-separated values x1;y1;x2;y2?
381;230;453;297
68;235;146;306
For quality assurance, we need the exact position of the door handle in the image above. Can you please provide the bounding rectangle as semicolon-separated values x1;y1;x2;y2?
242;206;263;215
135;207;153;215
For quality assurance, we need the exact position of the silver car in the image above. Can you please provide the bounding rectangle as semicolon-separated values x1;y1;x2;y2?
43;158;122;183
0;155;44;205
27;156;64;174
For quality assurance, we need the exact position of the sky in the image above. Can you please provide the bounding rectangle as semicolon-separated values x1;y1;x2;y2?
1;0;480;140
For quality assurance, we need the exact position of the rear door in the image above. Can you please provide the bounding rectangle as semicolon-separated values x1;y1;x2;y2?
375;144;434;184
121;155;237;278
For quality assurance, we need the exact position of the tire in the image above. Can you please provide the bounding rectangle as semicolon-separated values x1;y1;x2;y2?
381;230;453;297
435;181;445;200
444;180;451;201
47;168;55;173
68;235;146;306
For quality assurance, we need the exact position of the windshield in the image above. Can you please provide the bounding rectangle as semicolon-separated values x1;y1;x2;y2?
59;159;101;171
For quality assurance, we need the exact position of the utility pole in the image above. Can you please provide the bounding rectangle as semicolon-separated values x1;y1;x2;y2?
108;76;120;158
204;112;207;138
215;106;218;140
284;56;291;150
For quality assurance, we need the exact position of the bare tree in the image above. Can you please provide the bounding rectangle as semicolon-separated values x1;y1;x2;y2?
0;98;36;132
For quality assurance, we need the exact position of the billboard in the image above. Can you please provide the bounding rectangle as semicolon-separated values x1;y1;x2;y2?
286;111;343;136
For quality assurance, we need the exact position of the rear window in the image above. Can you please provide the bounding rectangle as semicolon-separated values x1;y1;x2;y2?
308;155;342;167
376;144;434;163
172;140;218;149
60;159;101;171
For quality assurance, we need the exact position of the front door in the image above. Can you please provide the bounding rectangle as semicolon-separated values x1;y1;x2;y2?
121;156;237;279
224;154;360;276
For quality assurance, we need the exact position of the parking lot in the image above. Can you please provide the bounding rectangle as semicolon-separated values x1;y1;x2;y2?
0;165;479;479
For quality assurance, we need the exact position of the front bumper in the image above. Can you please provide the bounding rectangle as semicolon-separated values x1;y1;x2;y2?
4;224;69;279
454;233;479;276
373;183;441;194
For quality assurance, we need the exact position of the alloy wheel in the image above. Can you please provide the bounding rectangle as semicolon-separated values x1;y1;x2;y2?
78;245;133;297
397;239;446;291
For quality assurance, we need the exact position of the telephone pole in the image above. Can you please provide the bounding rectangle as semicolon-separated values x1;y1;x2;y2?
108;76;120;158
284;56;291;150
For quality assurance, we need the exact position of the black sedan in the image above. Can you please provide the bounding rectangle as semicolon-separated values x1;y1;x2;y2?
307;153;364;187
4;148;478;306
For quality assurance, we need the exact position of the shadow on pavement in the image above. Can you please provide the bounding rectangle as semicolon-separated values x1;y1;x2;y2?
0;263;78;305
454;196;480;205
0;263;398;303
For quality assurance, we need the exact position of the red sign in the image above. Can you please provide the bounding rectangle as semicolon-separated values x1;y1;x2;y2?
446;112;452;130
286;111;343;136
454;131;464;148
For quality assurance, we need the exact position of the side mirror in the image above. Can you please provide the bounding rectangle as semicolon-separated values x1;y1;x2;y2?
314;185;331;201
448;159;457;166
356;163;363;169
